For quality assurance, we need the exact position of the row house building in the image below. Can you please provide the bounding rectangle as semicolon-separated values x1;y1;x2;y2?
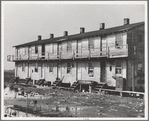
7;18;144;92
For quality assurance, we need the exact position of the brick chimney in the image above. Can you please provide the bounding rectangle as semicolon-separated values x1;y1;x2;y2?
124;18;129;25
80;27;85;33
38;35;42;41
50;34;54;39
100;23;105;30
64;31;68;36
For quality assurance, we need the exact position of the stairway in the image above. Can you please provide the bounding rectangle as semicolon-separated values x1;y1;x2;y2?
51;80;62;87
94;82;107;93
70;82;79;91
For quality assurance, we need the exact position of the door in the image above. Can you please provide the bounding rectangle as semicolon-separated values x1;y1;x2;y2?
58;63;62;79
77;40;82;57
41;63;44;78
29;64;31;78
42;44;45;56
77;62;82;80
100;61;106;82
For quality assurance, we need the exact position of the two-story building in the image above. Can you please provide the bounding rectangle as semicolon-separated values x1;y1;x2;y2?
7;18;144;92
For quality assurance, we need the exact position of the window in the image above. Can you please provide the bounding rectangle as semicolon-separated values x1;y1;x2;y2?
22;63;25;72
49;63;53;72
115;61;122;74
115;33;123;48
67;41;72;52
88;38;94;50
67;63;72;73
88;62;94;77
35;63;38;72
35;46;38;54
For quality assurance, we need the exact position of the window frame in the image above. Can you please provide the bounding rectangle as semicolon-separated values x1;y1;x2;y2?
67;41;72;52
115;61;122;74
115;33;123;49
35;45;38;54
35;63;38;72
67;63;72;74
49;63;53;73
22;63;25;72
88;38;94;51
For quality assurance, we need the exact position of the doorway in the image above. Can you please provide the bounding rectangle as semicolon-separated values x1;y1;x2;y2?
101;61;106;82
57;63;62;79
42;44;45;59
77;62;82;80
41;63;44;78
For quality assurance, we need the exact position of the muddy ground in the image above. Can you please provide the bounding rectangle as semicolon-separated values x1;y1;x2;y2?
4;86;144;118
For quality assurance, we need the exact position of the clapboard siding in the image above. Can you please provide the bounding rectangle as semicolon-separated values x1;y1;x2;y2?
81;62;100;82
61;62;76;84
44;62;57;83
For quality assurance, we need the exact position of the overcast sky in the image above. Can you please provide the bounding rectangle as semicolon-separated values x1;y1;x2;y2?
2;2;146;70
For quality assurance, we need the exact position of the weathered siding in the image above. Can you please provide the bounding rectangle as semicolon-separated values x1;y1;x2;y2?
44;62;57;83
61;62;76;84
72;40;77;52
94;36;101;51
77;61;101;83
17;62;28;79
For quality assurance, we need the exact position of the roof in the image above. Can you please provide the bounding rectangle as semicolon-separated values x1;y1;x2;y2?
14;21;144;47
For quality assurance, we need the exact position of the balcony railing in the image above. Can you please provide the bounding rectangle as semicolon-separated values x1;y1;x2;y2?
61;52;74;59
108;45;128;58
7;45;128;62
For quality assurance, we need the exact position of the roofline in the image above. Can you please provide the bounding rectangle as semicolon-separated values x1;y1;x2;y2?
13;21;144;48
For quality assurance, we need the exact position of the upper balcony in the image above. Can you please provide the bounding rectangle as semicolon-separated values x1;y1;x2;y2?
7;45;128;62
108;45;128;58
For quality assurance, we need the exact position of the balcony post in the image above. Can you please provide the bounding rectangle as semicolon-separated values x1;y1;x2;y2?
89;49;91;59
48;53;49;61
73;51;75;60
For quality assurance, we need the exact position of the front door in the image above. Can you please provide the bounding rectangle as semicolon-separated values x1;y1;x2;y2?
58;63;62;79
41;63;44;78
42;44;45;58
77;62;82;80
77;40;82;57
100;61;106;82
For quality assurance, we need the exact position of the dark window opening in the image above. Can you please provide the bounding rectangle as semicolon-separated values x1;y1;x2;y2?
115;61;122;74
22;63;25;72
49;63;53;72
67;63;72;73
115;33;123;48
88;62;94;77
35;63;38;72
35;46;38;54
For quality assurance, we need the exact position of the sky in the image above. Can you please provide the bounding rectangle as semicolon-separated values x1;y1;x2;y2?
2;1;146;70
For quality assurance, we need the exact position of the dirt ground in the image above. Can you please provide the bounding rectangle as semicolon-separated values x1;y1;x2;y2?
4;87;144;118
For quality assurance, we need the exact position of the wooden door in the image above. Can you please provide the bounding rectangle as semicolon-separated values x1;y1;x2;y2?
100;61;106;82
42;44;45;56
78;62;82;80
77;40;82;57
58;63;62;79
41;63;44;78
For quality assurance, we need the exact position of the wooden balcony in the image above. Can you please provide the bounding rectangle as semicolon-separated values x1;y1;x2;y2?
8;45;128;62
108;45;128;58
75;50;90;59
61;52;74;59
90;47;107;58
